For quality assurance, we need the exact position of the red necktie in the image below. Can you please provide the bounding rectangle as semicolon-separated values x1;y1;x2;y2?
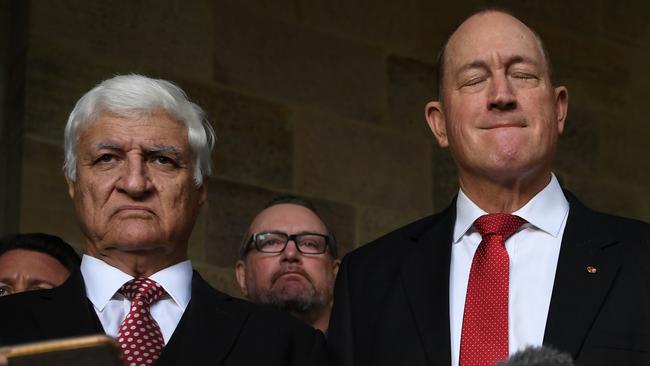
117;278;166;366
460;214;526;366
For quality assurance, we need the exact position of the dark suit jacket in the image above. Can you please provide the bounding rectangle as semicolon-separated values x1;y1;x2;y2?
0;270;329;366
328;192;650;366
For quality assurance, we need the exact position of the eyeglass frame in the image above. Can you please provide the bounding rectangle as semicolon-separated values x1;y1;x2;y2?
245;231;332;255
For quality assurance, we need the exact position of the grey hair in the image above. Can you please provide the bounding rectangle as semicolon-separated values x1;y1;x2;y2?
63;74;216;186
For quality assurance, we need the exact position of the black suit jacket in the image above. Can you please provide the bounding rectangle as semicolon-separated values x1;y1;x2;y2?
0;270;329;366
328;192;650;366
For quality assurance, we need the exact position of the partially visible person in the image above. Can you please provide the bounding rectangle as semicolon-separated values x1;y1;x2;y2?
236;195;340;333
0;233;81;296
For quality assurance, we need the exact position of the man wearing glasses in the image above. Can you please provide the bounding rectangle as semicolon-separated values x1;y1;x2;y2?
236;196;340;333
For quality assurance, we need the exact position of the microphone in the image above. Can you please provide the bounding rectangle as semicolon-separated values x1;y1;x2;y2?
497;345;575;366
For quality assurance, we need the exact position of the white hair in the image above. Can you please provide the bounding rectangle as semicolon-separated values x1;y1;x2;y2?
63;74;216;186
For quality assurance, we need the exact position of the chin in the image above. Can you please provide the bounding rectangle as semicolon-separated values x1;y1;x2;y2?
104;227;167;250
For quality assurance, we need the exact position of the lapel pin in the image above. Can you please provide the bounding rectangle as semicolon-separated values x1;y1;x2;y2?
586;265;597;274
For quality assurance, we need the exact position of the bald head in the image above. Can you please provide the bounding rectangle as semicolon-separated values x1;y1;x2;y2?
436;10;553;100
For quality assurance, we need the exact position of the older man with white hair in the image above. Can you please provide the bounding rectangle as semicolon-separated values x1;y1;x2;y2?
0;74;328;366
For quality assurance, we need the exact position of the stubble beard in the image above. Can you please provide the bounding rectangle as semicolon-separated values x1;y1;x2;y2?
256;282;329;314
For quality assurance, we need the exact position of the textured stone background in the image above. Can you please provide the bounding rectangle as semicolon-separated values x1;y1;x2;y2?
1;0;649;296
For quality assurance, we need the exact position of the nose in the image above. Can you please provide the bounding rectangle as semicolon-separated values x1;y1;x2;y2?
281;239;302;263
487;73;517;111
116;157;152;197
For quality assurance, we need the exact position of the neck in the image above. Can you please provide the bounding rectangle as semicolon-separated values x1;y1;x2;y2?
86;245;187;277
291;305;331;333
458;171;552;213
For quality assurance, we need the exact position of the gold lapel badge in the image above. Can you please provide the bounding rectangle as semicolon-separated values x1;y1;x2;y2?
586;265;597;274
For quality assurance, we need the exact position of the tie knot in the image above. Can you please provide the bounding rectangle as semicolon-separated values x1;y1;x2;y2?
474;213;526;239
119;277;165;305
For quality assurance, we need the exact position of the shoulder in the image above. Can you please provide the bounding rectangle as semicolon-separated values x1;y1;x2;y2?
344;207;453;267
565;191;650;239
189;274;328;365
191;271;320;334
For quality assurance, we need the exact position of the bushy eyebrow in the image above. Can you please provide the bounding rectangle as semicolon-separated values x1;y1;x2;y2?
148;144;182;156
93;142;183;156
95;141;122;150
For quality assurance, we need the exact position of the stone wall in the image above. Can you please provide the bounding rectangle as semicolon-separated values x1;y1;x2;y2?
3;0;649;296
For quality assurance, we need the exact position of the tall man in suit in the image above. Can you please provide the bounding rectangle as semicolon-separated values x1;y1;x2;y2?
0;74;328;366
328;9;650;366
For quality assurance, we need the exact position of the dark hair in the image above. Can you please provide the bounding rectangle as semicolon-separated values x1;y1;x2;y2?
0;233;81;273
239;195;339;259
435;7;555;100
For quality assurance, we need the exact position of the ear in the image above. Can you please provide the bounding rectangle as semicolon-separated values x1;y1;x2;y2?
554;86;569;134
65;175;76;200
235;260;248;297
332;259;341;277
425;101;449;148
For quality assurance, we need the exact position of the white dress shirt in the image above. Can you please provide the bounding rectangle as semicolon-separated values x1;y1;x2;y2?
449;174;569;366
80;255;193;344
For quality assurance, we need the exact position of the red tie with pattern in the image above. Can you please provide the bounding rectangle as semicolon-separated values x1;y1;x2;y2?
460;213;527;366
117;278;166;366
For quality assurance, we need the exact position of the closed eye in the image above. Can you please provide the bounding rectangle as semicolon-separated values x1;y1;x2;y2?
462;77;485;87
511;73;536;80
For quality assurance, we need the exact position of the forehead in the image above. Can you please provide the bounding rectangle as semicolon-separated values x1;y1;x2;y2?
445;12;545;71
250;204;327;234
0;249;68;276
78;111;189;148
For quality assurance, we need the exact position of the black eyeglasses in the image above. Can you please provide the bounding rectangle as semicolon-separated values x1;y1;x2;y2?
248;231;330;254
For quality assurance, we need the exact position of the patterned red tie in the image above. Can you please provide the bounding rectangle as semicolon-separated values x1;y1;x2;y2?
117;278;166;366
460;213;526;366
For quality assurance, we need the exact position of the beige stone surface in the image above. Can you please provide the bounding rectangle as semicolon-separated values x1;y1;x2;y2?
205;178;283;267
387;56;437;136
192;262;242;298
356;205;429;246
23;48;115;142
213;1;387;124
181;82;294;191
19;137;84;245
293;108;433;213
29;1;213;82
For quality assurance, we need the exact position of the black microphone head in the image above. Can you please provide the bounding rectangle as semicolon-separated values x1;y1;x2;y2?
497;345;575;366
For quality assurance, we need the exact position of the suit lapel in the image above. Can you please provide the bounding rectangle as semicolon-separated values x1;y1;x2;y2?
159;272;249;366
399;204;455;366
543;194;622;358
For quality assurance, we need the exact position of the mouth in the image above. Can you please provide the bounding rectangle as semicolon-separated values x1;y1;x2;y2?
480;120;526;129
273;269;310;283
113;206;155;216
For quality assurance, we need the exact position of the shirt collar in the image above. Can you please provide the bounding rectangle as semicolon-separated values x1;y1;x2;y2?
453;174;569;242
81;255;193;311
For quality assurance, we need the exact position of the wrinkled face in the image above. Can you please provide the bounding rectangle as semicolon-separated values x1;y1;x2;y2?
236;204;340;313
0;249;70;296
67;112;206;262
427;11;568;184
